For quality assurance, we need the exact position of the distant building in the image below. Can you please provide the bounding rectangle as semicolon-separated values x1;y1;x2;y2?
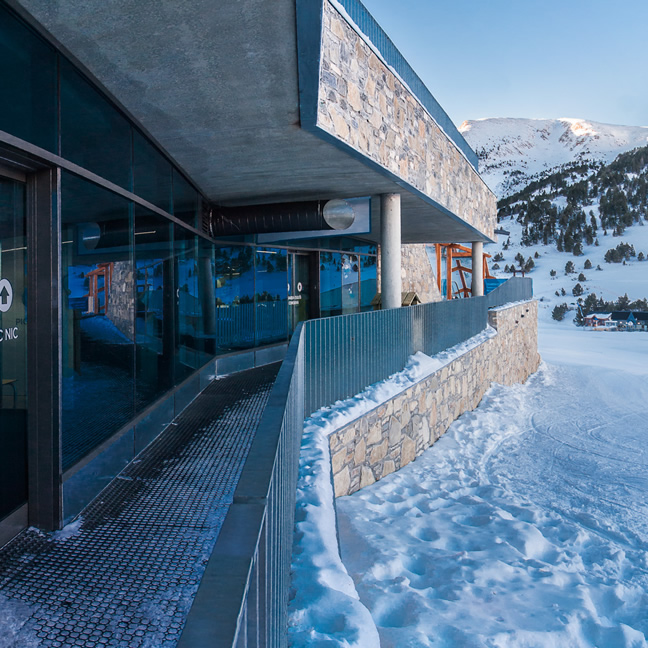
584;313;613;328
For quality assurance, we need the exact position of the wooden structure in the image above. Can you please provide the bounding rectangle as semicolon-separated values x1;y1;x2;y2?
83;262;114;315
371;291;421;310
434;244;494;299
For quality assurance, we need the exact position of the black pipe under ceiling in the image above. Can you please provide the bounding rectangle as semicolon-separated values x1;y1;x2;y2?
208;199;355;237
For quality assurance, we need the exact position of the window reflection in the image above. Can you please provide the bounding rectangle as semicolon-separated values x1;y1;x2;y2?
341;253;359;314
320;251;342;318
174;225;198;381
212;246;255;353
360;255;377;312
134;209;173;412
133;130;173;213
61;173;134;469
0;178;27;519
255;248;287;346
173;168;199;228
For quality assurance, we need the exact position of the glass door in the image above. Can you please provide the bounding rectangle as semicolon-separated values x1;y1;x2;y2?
0;176;27;523
288;252;310;333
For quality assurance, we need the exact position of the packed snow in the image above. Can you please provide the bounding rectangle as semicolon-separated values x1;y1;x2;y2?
289;319;648;647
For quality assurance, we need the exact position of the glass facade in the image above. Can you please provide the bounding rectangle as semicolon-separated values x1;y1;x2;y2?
0;8;57;152
0;177;27;520
61;173;135;469
0;2;378;513
255;248;288;346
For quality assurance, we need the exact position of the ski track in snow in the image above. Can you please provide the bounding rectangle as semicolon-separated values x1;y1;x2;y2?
332;329;648;648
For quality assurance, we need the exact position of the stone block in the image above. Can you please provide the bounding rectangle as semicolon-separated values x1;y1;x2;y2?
401;436;416;467
388;420;402;447
360;466;375;489
354;438;366;465
370;439;388;464
382;460;396;478
331;448;348;475
334;467;351;498
367;421;382;446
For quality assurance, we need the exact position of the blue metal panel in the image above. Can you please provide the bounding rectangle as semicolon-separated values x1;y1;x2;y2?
486;277;533;308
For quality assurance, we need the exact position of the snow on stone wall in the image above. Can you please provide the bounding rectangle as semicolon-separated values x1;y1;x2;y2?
329;300;540;497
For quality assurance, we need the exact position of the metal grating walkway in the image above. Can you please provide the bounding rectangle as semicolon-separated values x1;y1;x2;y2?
0;363;280;648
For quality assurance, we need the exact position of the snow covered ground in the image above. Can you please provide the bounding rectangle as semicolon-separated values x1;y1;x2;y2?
289;321;648;647
487;215;648;328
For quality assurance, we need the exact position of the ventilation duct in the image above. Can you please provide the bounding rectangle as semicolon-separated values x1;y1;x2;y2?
209;199;355;237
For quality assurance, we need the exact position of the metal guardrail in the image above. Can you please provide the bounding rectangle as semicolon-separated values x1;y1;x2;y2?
177;326;305;648
303;297;487;416
335;0;479;171
486;276;533;309
179;278;533;647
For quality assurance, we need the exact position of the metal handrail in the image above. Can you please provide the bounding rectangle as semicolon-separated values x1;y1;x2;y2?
178;278;533;647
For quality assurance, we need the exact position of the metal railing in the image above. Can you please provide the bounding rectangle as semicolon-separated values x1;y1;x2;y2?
179;278;533;647
486;276;533;309
177;326;305;648
303;297;487;416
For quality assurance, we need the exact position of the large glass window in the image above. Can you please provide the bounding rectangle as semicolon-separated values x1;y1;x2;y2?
360;254;378;312
134;208;173;412
61;60;132;191
0;178;27;520
0;5;57;152
133;130;173;213
341;253;359;314
174;225;199;381
255;248;287;346
320;252;342;318
212;245;255;353
61;173;134;469
173;168;199;228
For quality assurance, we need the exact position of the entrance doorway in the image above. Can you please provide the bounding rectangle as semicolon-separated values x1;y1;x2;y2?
288;252;310;333
0;175;27;531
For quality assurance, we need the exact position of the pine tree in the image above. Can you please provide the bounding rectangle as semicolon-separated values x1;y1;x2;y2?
584;258;592;269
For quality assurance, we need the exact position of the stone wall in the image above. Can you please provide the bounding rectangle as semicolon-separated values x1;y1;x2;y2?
376;244;442;304
318;1;496;240
328;300;541;497
106;261;134;340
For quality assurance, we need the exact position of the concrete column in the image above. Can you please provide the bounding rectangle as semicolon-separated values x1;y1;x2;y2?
380;193;401;310
471;241;484;297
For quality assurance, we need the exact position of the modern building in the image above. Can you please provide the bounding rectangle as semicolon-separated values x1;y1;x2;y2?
0;1;532;645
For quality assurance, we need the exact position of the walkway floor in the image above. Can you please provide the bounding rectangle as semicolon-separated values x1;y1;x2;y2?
0;363;280;648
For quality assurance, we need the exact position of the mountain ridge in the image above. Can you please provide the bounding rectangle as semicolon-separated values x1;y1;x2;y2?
459;117;648;198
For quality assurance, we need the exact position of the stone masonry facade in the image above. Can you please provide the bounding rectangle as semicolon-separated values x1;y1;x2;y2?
318;1;496;240
377;244;442;304
329;300;541;497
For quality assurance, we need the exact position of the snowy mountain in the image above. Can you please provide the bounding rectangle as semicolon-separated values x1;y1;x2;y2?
459;118;648;198
482;141;648;326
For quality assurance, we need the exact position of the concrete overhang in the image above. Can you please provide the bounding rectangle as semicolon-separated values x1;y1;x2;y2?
12;0;496;244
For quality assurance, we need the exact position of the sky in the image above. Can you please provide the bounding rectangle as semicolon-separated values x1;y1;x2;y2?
360;0;648;129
